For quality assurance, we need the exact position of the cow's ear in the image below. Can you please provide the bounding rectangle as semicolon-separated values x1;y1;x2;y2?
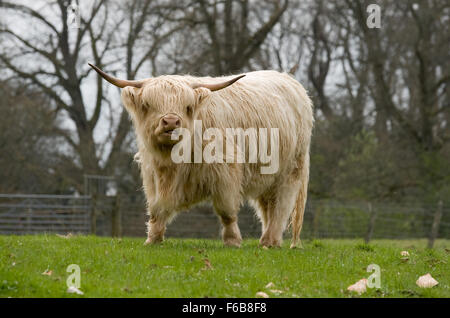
193;87;211;107
121;86;141;113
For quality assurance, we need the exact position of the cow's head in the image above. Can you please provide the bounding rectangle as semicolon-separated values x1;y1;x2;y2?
88;63;244;154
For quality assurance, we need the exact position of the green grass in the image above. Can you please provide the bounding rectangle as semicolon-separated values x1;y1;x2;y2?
0;235;449;298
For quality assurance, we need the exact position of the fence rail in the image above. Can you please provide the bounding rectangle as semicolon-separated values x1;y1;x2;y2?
0;195;90;235
0;194;448;246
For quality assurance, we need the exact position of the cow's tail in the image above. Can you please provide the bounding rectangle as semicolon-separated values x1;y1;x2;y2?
290;151;310;249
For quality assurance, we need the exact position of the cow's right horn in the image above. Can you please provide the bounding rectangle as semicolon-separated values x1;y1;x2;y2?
191;74;246;91
88;63;145;88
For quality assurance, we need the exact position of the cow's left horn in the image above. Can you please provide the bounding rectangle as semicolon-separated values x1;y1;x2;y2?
192;74;245;91
88;63;145;88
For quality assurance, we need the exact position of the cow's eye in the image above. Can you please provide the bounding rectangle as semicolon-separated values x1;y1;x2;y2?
186;105;193;116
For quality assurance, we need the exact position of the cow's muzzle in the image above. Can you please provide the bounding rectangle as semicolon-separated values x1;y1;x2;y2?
155;114;182;145
160;114;181;136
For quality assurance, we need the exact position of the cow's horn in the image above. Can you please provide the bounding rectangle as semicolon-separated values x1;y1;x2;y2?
88;63;144;88
192;74;246;91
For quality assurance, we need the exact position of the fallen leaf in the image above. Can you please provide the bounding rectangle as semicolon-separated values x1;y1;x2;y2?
269;289;283;294
122;287;132;293
347;279;368;294
256;291;269;298
400;251;410;257
67;286;84;295
42;269;53;276
203;258;213;270
416;273;438;288
265;282;275;289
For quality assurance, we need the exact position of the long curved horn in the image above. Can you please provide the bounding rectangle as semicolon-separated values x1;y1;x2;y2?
192;74;246;91
88;63;145;88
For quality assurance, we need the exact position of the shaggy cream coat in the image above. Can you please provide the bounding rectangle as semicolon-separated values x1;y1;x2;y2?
121;70;314;247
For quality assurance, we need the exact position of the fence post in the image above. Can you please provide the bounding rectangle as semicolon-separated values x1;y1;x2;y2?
312;202;321;239
428;200;443;249
27;207;32;233
111;194;122;237
90;194;97;235
365;202;377;244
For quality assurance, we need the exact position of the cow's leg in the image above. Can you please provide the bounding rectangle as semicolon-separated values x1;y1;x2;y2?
258;182;300;248
213;197;242;247
144;210;173;245
290;154;310;248
255;197;270;235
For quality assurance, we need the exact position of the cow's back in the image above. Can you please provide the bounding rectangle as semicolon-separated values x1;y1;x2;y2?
197;70;313;162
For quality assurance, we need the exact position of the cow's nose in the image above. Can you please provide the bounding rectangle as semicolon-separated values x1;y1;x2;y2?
161;115;181;130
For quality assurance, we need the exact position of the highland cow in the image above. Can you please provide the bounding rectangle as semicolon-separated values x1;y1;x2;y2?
89;63;313;248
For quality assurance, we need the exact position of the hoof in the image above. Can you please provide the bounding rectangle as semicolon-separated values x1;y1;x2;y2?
224;237;242;248
259;236;281;248
144;236;163;245
222;224;242;248
290;240;304;249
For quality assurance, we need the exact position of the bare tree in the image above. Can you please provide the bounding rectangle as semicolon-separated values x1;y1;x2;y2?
347;0;449;151
160;0;289;75
0;0;181;190
0;80;63;193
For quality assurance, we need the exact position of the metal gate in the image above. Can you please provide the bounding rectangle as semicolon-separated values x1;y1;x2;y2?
0;194;91;235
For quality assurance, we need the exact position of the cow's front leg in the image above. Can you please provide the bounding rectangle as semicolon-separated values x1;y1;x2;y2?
144;211;172;245
213;198;242;247
220;215;242;247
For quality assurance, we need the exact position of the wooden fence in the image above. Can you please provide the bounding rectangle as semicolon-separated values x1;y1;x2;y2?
0;194;448;247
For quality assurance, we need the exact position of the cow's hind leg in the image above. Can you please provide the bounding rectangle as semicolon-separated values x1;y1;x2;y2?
213;197;242;247
258;182;300;248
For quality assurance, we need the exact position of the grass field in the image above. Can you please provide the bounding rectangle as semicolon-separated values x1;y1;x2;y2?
0;235;449;298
